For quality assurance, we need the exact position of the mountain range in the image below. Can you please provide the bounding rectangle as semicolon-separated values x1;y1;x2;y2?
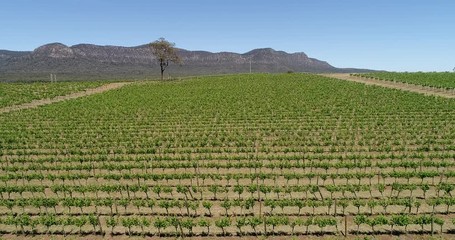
0;43;372;81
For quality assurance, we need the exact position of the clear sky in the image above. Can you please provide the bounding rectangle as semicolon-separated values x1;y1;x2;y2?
1;0;454;72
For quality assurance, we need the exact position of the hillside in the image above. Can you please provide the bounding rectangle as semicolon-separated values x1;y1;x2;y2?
0;43;372;81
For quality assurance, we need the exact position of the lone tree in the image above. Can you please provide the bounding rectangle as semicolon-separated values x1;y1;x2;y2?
150;38;181;80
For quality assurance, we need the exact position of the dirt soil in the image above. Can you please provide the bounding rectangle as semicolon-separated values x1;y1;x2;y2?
321;74;455;99
0;82;131;114
1;233;452;240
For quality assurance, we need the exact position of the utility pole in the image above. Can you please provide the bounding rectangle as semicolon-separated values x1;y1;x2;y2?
50;74;57;82
249;59;252;73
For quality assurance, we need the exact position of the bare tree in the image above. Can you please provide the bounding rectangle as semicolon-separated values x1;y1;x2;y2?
150;38;181;80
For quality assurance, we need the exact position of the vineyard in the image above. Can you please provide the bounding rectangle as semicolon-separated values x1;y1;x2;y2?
0;81;105;108
353;72;455;90
0;73;454;239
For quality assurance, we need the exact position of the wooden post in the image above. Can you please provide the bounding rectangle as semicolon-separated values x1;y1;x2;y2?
344;215;348;237
97;215;104;235
255;141;261;217
431;210;434;235
377;173;380;185
257;175;261;216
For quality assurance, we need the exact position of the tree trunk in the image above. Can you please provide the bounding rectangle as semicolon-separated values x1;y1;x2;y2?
160;59;167;80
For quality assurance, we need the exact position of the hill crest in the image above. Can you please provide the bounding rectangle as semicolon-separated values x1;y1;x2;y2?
0;43;372;81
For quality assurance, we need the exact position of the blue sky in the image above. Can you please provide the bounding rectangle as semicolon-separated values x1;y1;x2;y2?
1;0;454;71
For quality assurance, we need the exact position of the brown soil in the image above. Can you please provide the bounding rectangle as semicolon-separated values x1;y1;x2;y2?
1;232;453;240
0;82;131;114
321;74;455;99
